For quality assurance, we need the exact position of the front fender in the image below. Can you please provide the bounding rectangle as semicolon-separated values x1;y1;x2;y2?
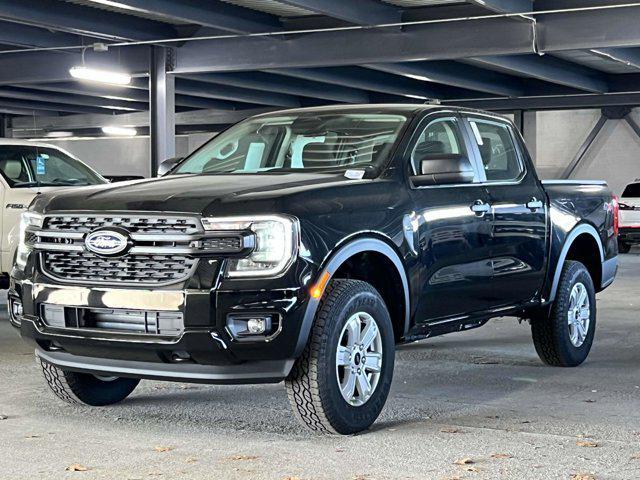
293;237;410;357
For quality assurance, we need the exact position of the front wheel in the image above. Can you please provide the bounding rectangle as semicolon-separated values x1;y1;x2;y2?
286;279;395;435
38;357;139;406
531;260;596;367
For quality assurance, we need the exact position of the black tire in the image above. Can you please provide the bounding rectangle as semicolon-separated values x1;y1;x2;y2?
531;260;596;367
38;357;139;406
618;241;631;254
286;279;395;435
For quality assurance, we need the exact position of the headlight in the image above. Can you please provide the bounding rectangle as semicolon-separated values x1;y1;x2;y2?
16;211;43;270
201;215;298;278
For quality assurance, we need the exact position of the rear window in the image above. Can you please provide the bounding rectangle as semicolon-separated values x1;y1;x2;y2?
622;183;640;198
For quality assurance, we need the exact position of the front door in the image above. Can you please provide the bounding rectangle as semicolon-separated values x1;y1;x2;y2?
463;115;548;307
408;114;495;322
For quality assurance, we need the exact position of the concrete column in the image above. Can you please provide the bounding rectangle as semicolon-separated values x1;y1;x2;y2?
523;111;537;165
149;46;175;176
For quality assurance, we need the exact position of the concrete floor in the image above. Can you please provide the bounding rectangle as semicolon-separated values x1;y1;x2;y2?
1;255;640;480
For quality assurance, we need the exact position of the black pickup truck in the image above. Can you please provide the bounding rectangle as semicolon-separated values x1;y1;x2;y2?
9;105;618;435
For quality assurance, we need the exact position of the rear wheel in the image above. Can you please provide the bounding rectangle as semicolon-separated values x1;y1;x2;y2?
531;260;596;367
286;279;395;435
618;241;631;253
38;357;139;406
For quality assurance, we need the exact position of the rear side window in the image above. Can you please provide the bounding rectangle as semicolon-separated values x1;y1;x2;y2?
468;118;522;182
622;182;640;197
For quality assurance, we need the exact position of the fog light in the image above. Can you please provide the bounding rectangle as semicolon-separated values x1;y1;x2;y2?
12;301;23;318
8;299;23;326
226;314;280;341
247;318;266;334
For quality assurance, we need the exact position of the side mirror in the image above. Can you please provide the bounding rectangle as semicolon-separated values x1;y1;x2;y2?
411;154;475;187
157;157;183;177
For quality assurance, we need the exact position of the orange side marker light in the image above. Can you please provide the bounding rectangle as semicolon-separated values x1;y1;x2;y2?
310;271;331;299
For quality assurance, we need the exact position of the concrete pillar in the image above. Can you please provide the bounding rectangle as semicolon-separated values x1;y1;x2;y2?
523;111;537;165
149;46;175;176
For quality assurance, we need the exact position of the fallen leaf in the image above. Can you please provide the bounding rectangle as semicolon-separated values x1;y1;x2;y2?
571;474;596;480
576;440;598;448
282;477;301;480
454;457;474;465
491;453;513;459
583;399;596;403
0;414;7;420
631;453;640;460
464;466;480;472
229;455;259;461
185;457;198;463
25;434;40;439
154;446;173;452
65;464;89;472
441;427;463;434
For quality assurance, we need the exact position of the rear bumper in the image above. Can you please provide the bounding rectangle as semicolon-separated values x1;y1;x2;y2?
619;227;640;244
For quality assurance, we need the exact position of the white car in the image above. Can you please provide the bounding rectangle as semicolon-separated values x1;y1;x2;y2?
618;180;640;253
0;140;106;285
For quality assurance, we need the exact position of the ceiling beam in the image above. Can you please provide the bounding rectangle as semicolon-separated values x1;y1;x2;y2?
0;86;147;111
0;48;149;85
469;0;532;14
174;78;300;108
0;21;84;48
444;92;640;111
0;0;176;41
364;61;525;96
174;18;533;72
22;82;240;110
590;48;640;69
277;0;400;25
84;0;281;34
174;6;640;72
466;55;609;93
10;108;275;130
0;97;112;114
265;67;467;100
177;72;370;103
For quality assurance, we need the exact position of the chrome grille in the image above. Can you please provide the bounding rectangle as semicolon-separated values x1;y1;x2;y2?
44;215;201;235
42;251;198;284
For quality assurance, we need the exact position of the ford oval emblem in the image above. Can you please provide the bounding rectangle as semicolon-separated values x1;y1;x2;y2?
85;230;129;256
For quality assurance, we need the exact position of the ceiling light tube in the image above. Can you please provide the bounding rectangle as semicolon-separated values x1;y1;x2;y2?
101;126;137;136
69;66;132;85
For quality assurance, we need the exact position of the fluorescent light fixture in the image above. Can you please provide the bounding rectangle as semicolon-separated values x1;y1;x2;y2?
69;66;131;85
101;126;137;136
46;131;73;138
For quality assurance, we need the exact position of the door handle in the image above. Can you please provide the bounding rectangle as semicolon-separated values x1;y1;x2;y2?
471;200;491;216
526;198;543;211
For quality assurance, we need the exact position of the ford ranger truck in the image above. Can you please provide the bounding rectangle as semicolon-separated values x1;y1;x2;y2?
0;140;106;288
10;105;618;435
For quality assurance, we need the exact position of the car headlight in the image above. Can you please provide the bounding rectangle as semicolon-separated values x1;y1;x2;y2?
16;211;43;270
201;215;298;277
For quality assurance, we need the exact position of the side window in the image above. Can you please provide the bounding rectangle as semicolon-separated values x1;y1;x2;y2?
468;119;522;182
411;118;466;175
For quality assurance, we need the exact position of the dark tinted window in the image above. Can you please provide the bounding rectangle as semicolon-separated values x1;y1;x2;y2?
622;182;640;197
0;146;104;188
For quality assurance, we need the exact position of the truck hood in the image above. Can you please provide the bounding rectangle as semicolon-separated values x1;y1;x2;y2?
33;172;363;216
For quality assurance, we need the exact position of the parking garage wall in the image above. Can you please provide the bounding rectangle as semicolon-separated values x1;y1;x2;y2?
525;109;640;195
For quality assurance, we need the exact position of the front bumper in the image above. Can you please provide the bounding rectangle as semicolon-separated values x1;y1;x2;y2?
10;275;312;384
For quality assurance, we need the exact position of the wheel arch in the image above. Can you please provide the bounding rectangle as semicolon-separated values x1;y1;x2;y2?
548;223;604;303
294;236;410;357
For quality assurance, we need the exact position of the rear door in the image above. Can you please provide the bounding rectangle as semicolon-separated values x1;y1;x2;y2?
462;114;548;307
408;112;495;322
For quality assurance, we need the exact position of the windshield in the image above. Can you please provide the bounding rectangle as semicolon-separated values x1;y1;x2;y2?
0;145;105;188
174;112;408;175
